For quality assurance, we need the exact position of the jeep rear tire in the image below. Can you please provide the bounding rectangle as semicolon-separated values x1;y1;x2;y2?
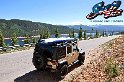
33;55;47;71
57;65;68;79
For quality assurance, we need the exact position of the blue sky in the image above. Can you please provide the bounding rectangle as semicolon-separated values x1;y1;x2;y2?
0;0;124;25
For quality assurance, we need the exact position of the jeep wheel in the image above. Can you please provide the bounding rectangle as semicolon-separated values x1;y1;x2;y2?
78;53;85;65
57;65;68;79
33;55;47;71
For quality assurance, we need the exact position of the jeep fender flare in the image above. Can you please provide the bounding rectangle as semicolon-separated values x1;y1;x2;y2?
78;52;85;60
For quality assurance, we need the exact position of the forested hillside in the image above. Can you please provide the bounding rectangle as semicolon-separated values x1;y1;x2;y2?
0;19;75;37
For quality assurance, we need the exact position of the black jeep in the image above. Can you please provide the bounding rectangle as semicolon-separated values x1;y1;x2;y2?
32;38;85;78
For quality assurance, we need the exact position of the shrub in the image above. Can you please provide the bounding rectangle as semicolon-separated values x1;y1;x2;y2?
104;58;120;81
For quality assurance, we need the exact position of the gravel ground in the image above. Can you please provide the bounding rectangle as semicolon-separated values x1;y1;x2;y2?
0;35;120;82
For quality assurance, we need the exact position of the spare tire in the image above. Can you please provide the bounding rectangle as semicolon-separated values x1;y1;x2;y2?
33;55;47;71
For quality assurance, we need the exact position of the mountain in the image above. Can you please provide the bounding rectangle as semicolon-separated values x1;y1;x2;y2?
95;25;124;32
68;25;100;32
67;25;124;32
0;19;76;37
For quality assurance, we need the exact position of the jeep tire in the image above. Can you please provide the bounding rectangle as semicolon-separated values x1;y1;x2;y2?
57;65;68;79
33;55;47;71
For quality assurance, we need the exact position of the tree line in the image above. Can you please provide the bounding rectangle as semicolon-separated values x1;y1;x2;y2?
69;26;110;40
0;24;113;48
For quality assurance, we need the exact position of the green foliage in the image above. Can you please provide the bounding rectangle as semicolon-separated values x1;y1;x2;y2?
55;28;59;38
11;33;18;46
0;31;6;47
24;34;30;44
78;26;83;40
83;30;87;40
104;58;120;81
32;36;36;44
40;30;50;39
72;29;75;38
95;30;99;38
40;31;44;39
69;32;73;38
45;30;50;39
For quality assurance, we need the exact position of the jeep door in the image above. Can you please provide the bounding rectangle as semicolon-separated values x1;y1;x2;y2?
72;45;79;61
65;46;74;64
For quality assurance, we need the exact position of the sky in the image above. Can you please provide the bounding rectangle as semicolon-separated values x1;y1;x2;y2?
0;0;124;25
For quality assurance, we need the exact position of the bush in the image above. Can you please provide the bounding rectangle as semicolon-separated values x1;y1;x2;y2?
104;58;120;81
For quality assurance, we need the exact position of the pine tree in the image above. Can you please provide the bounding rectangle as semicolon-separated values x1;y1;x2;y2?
90;32;93;39
69;32;72;38
24;34;30;44
84;30;87;40
102;31;105;37
95;30;99;38
105;31;107;36
11;33;18;46
72;29;75;38
55;28;59;38
78;26;83;40
45;30;50;39
40;31;44;39
92;28;94;38
32;36;36;44
0;31;6;47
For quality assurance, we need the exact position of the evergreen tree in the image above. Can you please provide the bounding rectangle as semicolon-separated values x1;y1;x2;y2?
91;28;94;38
11;33;18;46
32;36;36;44
90;32;93;39
45;30;50;39
78;26;83;40
72;29;75;38
0;31;6;47
24;34;30;44
95;30;99;38
102;31;105;37
84;30;87;40
69;32;72;38
40;31;45;39
105;31;107;36
55;28;59;38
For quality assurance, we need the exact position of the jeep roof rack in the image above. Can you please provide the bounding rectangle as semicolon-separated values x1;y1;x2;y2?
39;38;75;43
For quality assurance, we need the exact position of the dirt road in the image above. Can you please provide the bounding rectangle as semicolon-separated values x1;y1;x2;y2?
0;35;120;82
